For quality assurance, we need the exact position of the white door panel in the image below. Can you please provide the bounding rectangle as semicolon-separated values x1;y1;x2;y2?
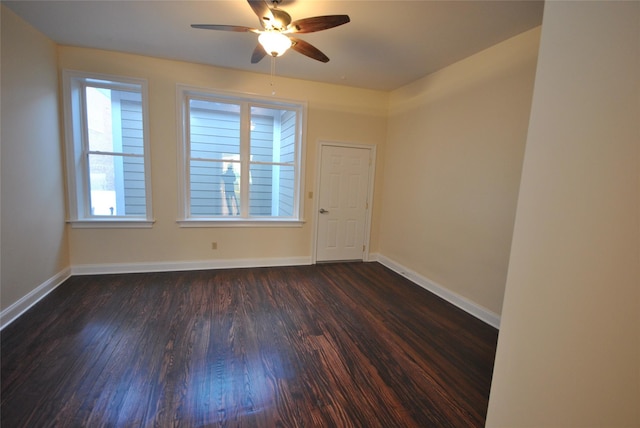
316;145;371;261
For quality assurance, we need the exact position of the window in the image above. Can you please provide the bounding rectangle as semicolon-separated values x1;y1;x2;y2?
177;86;306;226
63;71;152;227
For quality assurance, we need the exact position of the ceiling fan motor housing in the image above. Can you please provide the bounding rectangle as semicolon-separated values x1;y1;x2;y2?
263;8;292;30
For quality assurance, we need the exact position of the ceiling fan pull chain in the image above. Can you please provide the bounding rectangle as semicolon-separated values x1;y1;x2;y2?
270;55;276;95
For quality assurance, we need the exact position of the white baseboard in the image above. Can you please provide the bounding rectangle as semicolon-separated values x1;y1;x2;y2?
367;252;381;262
71;256;313;276
0;267;72;330
376;254;501;329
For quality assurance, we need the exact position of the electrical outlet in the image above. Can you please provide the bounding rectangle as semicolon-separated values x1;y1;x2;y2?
211;242;217;250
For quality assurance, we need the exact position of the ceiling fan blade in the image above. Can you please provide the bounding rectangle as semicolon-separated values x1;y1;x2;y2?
288;15;350;34
247;0;275;24
191;24;257;33
290;37;329;63
251;43;268;64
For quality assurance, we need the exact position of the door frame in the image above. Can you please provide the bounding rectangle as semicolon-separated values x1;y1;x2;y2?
312;140;377;263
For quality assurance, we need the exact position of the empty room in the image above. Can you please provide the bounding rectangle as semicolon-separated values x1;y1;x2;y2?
1;1;638;427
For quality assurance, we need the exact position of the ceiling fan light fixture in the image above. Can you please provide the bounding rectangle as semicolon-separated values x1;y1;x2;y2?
258;31;292;57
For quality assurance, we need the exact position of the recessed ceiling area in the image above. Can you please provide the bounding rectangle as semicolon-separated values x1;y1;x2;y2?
3;0;544;91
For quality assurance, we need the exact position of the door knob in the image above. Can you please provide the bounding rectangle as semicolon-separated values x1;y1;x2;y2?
319;208;329;214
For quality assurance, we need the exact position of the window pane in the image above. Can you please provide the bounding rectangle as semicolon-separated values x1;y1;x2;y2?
88;153;146;216
190;100;240;159
86;87;144;155
250;107;297;164
190;160;241;216
249;164;295;217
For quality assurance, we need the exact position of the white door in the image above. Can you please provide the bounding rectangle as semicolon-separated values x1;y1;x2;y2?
316;145;372;262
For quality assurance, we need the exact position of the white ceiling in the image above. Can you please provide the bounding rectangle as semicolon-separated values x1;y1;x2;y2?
3;0;544;91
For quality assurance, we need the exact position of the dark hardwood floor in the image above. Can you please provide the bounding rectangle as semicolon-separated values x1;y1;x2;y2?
1;262;498;427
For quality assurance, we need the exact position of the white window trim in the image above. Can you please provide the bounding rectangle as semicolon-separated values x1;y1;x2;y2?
62;70;154;228
176;84;307;227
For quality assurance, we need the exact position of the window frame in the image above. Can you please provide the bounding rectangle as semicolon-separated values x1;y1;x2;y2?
176;85;307;227
62;70;154;228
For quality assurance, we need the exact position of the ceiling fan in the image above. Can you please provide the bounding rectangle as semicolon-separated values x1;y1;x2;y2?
191;0;350;63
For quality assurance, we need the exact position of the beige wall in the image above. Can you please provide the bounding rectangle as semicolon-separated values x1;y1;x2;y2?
487;1;640;426
1;6;70;311
57;47;388;267
380;28;540;316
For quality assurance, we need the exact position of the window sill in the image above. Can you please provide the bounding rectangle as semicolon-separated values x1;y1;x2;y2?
68;219;155;229
177;218;305;228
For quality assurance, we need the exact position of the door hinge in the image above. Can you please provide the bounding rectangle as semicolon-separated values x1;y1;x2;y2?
362;244;366;252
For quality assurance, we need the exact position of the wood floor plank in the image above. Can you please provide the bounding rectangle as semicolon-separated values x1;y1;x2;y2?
1;262;498;427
